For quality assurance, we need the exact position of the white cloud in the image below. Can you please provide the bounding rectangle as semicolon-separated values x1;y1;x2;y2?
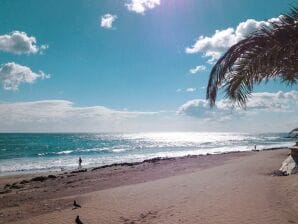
100;14;118;29
178;99;210;117
179;91;298;117
245;91;298;112
186;88;196;92
0;100;163;132
0;62;50;91
0;31;48;55
0;100;156;119
177;91;298;131
0;92;297;133
177;88;197;93
189;65;207;74
177;91;298;121
186;17;281;63
126;0;160;14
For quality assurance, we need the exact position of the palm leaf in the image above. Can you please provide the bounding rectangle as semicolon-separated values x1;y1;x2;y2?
207;7;298;107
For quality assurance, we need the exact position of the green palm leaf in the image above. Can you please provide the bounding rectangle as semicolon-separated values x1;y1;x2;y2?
207;7;298;107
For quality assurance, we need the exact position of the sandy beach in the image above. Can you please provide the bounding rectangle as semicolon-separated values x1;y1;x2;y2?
1;1;297;223
0;148;297;224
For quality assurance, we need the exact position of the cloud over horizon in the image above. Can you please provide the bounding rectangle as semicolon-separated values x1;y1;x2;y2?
0;91;297;133
0;100;161;132
125;0;160;14
0;62;50;91
0;31;48;55
100;14;118;29
178;91;298;117
186;17;281;63
178;90;298;131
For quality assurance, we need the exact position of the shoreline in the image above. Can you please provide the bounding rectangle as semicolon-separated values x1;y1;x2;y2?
0;149;253;186
1;147;297;223
0;146;289;178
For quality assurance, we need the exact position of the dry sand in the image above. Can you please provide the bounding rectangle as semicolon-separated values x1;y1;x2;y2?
0;149;297;224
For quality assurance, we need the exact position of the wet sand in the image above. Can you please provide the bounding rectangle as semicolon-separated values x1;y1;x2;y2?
0;148;297;224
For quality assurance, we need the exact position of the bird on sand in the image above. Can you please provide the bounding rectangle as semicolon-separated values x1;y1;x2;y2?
73;200;82;208
75;215;84;224
73;200;82;209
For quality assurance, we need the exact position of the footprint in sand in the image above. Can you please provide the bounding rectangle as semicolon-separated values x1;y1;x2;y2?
120;210;158;224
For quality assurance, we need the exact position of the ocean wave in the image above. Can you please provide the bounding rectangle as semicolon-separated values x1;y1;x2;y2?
56;150;73;155
36;147;131;157
111;148;127;153
0;132;295;175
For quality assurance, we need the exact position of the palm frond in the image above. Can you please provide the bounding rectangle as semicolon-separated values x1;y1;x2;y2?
207;7;298;107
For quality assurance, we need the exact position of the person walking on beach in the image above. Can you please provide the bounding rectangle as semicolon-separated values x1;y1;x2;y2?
78;157;82;169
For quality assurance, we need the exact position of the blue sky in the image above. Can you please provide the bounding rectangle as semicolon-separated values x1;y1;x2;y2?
0;0;297;132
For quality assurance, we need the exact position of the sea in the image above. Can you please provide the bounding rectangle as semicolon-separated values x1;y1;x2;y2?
0;132;294;176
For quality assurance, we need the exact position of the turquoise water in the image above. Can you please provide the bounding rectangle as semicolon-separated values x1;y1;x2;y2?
0;132;294;175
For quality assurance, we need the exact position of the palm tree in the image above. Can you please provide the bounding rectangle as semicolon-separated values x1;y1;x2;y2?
206;7;298;107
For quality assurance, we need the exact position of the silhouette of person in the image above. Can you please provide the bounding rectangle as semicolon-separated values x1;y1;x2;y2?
78;157;82;169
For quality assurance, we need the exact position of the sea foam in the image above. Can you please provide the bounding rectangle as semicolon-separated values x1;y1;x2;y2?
0;132;294;175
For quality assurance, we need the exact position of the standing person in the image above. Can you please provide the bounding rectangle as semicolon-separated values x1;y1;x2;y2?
78;157;82;169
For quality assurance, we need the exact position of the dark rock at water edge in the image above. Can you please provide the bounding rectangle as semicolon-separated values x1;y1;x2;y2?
31;176;48;182
71;169;87;174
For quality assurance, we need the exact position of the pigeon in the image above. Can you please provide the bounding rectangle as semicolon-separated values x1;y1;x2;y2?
75;215;84;224
73;200;81;209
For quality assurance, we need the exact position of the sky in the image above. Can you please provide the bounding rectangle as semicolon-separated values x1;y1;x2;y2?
0;0;297;133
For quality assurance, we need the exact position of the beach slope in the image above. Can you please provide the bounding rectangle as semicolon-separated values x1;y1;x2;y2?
1;149;297;224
